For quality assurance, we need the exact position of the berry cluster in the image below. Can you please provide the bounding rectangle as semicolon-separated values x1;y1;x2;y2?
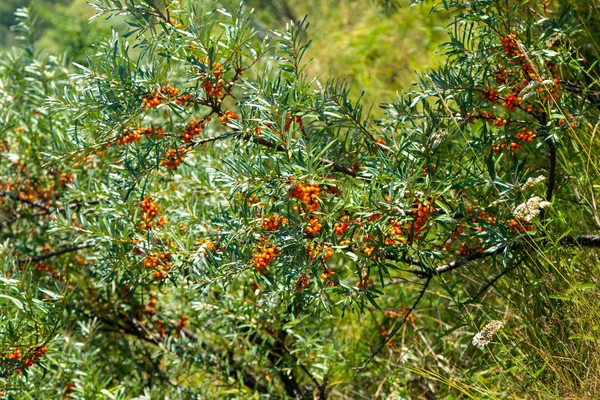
320;267;335;281
501;93;523;112
470;32;564;156
410;200;434;237
175;93;194;106
383;305;415;324
304;217;323;236
492;130;534;152
559;113;577;129
251;244;280;274
306;243;333;261
161;148;189;170
295;274;309;291
458;241;484;256
3;345;47;374
2;164;55;207
289;182;321;213
117;127;165;146
181;116;210;143
169;18;183;29
515;127;535;142
356;269;372;289
174;315;188;338
197;61;236;100
385;220;406;245
144;292;158;315
284;113;304;132
508;218;534;233
58;172;75;186
500;34;530;72
142;86;180;109
306;243;322;261
143;252;171;279
32;260;59;275
262;214;288;231
154;319;167;338
373;138;387;153
482;88;499;104
201;240;216;258
334;216;350;236
219;110;238;123
140;196;164;230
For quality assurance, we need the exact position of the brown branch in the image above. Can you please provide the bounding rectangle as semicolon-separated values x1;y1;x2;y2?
18;243;93;264
188;129;359;179
0;190;52;213
353;275;432;377
189;131;244;149
463;259;523;305
249;135;288;152
404;234;599;279
246;134;360;178
319;158;358;177
0;200;99;228
431;245;507;275
561;234;600;247
95;312;270;394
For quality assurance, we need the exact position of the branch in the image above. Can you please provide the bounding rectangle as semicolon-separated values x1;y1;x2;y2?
190;130;245;149
188;129;360;179
403;245;508;278
353;275;431;377
0;200;99;228
0;190;52;213
96;312;270;394
246;133;360;178
18;243;93;264
561;234;600;247
319;158;358;177
402;233;598;279
432;245;507;275
463;259;523;305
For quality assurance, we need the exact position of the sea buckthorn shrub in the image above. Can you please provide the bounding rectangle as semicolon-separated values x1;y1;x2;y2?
1;0;599;398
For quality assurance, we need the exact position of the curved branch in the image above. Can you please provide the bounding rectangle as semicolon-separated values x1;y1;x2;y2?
353;275;431;377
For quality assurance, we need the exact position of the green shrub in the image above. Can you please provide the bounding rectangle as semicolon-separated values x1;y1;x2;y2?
0;1;599;398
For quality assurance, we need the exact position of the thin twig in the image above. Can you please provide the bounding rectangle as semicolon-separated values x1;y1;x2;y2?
463;260;522;305
353;275;431;377
546;138;556;203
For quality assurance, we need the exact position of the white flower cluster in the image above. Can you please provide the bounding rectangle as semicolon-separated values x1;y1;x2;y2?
430;129;448;148
472;320;504;348
513;196;551;222
522;175;546;191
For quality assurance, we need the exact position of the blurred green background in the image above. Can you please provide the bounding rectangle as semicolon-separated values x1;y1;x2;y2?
0;0;448;108
1;1;597;107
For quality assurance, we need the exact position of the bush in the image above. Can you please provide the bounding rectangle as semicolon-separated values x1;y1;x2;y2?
1;0;599;398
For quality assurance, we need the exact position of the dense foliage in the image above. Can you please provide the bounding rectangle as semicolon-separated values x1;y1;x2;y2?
1;0;599;398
